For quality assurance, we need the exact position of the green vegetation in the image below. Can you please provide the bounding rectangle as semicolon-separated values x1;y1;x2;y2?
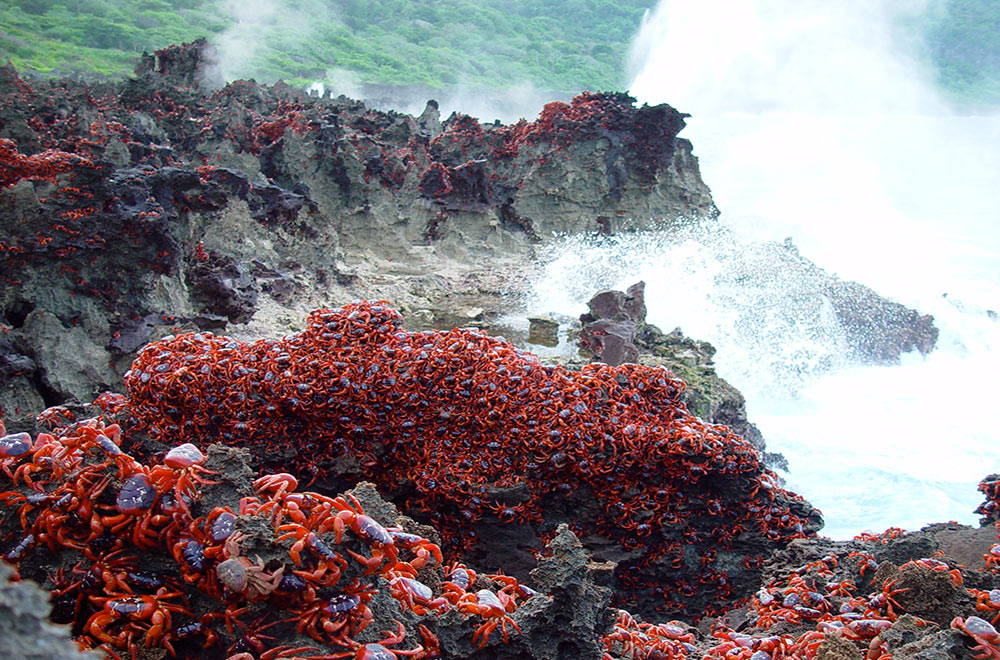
0;0;228;76
0;0;998;108
0;0;654;92
920;0;1000;108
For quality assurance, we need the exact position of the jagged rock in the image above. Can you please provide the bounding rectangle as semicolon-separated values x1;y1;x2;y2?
0;64;41;153
719;238;938;365
185;249;260;324
0;330;34;381
0;562;99;659
815;630;864;660
0;53;719;414
515;525;615;660
0;39;977;660
578;281;647;366
417;100;442;138
134;38;221;89
888;560;968;624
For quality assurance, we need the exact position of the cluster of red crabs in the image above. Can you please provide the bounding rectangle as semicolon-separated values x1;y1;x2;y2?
0;298;810;659
0;414;526;659
0;55;679;292
0;136;97;189
697;531;1000;660
604;522;1000;660
121;300;815;614
1;301;1000;660
4;49;1000;658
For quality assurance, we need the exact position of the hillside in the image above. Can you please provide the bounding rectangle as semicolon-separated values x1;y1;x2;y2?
923;0;1000;108
1;0;998;107
0;0;653;92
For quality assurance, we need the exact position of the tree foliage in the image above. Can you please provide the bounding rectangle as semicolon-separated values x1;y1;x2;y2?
0;0;654;91
919;0;1000;108
0;0;996;107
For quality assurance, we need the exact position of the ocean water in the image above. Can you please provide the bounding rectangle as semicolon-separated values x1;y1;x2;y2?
522;0;1000;539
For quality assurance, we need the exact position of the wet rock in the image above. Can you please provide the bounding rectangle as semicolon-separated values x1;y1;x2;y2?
635;322;770;455
527;316;559;346
248;179;317;227
576;281;773;459
826;280;938;363
0;332;34;380
107;313;166;356
718;238;938;365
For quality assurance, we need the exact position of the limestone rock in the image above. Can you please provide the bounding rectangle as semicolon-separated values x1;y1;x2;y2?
527;316;559;346
0;562;100;659
516;526;616;660
0;57;720;413
22;309;120;403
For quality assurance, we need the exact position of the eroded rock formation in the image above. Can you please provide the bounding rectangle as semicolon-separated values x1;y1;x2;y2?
0;39;717;429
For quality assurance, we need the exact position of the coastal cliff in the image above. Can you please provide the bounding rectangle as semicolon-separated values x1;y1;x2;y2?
0;40;969;660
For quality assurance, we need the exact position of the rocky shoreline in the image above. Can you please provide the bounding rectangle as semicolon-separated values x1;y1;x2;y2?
2;406;1000;660
0;39;935;434
0;40;971;660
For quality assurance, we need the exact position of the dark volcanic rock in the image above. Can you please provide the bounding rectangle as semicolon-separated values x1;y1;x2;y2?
517;526;616;660
576;281;772;459
718;238;938;366
0;46;717;416
185;248;260;323
578;281;647;366
134;38;222;89
825;279;938;363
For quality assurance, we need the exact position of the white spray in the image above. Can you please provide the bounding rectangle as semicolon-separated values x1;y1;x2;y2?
527;0;1000;538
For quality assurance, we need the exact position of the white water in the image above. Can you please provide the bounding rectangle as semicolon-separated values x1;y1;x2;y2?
524;0;1000;539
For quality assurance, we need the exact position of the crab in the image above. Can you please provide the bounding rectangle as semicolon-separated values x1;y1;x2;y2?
323;621;426;660
215;531;284;600
329;493;399;574
455;588;521;648
389;576;450;615
954;617;1000;660
148;443;220;512
973;589;1000;625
